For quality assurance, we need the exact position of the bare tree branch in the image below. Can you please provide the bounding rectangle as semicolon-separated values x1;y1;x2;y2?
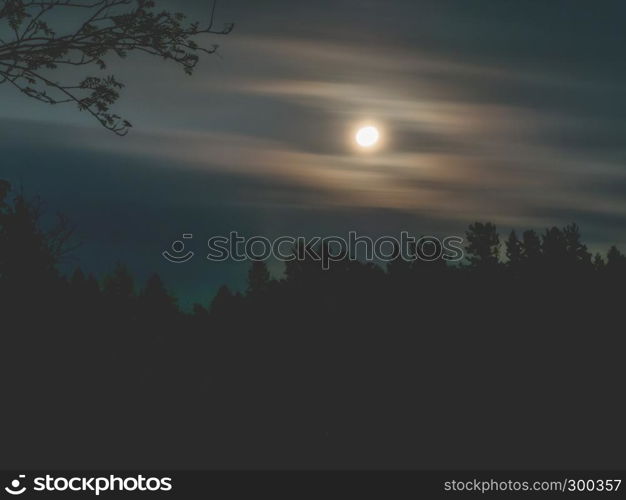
0;0;233;135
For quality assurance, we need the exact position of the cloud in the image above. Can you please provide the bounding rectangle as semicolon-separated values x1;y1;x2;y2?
2;0;626;303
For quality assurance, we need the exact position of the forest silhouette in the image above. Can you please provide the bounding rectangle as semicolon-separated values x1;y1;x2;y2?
1;180;625;468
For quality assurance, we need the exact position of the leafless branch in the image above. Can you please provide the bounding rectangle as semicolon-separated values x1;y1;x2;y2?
0;0;233;135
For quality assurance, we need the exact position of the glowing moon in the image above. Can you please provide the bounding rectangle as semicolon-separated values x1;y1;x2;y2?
355;126;380;148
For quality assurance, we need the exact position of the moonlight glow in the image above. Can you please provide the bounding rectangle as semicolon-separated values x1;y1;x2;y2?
356;126;380;148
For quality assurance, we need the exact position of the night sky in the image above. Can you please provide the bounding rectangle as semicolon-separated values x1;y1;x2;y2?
1;0;625;307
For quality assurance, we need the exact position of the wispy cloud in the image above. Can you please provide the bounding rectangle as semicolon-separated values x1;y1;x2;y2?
2;0;626;246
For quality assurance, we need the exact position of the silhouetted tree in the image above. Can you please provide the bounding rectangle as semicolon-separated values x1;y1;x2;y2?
0;182;75;298
0;0;232;134
541;226;567;266
247;260;271;296
210;284;238;317
606;245;626;272
521;229;542;264
563;223;591;267
284;241;319;283
465;222;500;268
505;230;522;268
593;253;605;272
102;261;135;315
140;273;178;317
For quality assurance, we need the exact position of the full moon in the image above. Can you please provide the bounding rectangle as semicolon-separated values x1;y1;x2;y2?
356;126;380;148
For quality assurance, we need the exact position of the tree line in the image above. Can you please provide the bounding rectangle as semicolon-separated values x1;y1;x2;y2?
1;181;624;468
